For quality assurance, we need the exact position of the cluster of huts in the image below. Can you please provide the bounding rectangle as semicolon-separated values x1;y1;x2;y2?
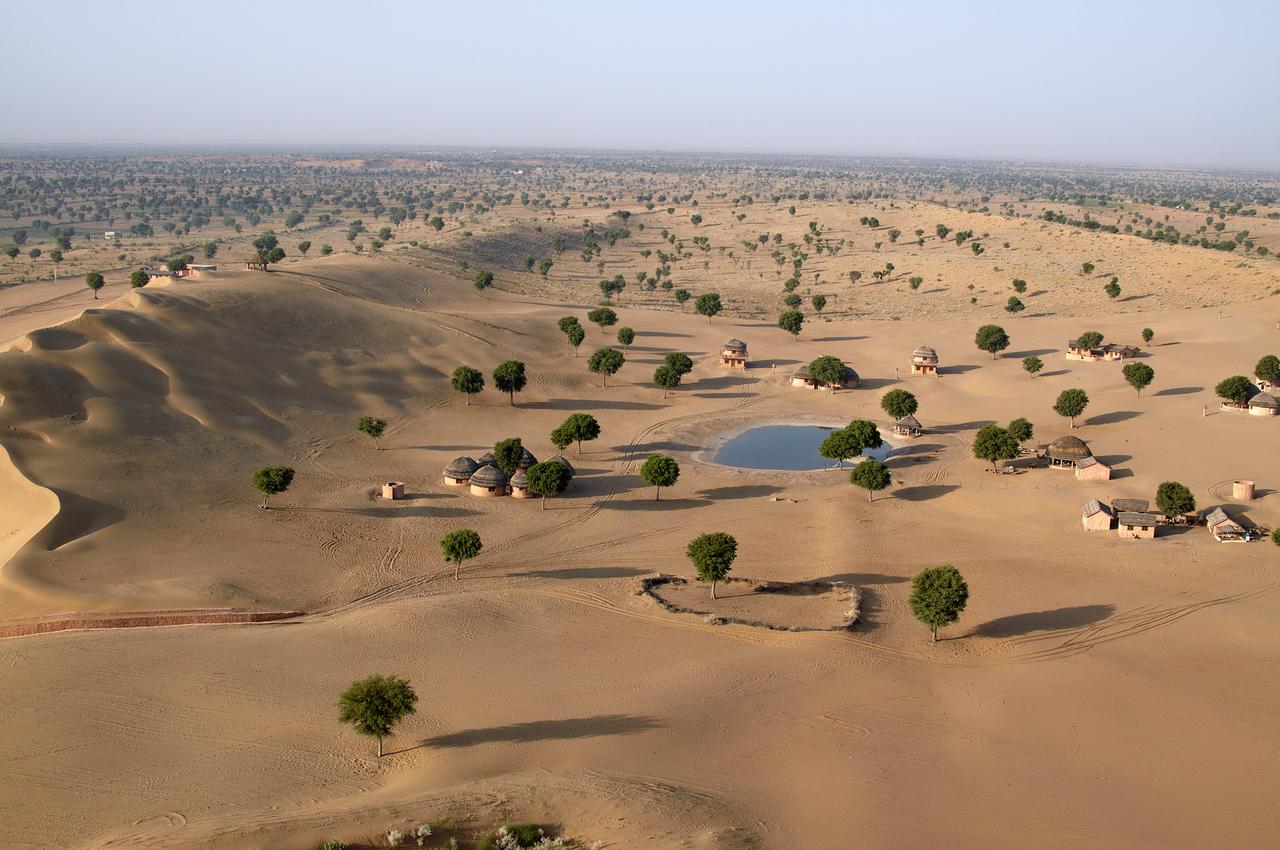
442;450;575;499
1228;382;1279;416
720;340;942;389
1082;498;1259;542
1065;341;1141;362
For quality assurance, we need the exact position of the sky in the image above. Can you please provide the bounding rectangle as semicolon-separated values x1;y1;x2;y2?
3;0;1278;170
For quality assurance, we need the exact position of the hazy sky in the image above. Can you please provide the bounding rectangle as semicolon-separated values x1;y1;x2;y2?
4;0;1278;170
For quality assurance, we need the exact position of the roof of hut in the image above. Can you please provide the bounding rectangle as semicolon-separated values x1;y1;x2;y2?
1248;392;1277;409
912;345;938;361
722;338;747;351
518;447;539;469
477;451;496;465
510;469;529;488
1046;435;1092;461
469;464;508;487
547;455;576;475
1204;507;1241;528
1117;511;1162;526
1113;498;1149;513
896;414;922;430
1082;499;1113;518
444;456;479;477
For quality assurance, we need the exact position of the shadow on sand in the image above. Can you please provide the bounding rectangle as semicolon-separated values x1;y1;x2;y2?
423;714;662;749
971;604;1115;638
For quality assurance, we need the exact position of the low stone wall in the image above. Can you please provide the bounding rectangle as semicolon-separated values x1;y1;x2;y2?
0;608;303;640
636;574;861;632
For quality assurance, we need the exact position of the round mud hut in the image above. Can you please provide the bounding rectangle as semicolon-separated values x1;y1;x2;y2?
1046;435;1092;469
443;456;479;486
911;345;939;376
469;463;509;497
510;469;532;499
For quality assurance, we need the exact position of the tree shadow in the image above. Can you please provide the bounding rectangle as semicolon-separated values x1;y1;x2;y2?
810;571;909;586
1094;454;1132;467
509;566;648;579
754;358;802;368
971;604;1115;638
1037;369;1070;378
423;714;662;748
939;364;980;375
1154;386;1202;396
696;484;785;500
892;484;959;501
1006;348;1057;359
640;331;691;338
932;419;996;432
603;498;712;511
856;377;898;389
522;399;664;411
1084;410;1141;426
392;444;475;451
811;335;869;342
609;441;702;454
692;391;758;399
695;375;760;390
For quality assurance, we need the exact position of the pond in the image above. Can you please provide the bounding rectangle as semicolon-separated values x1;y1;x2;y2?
712;424;893;471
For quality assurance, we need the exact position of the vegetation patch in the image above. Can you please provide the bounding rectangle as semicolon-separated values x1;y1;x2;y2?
637;575;860;632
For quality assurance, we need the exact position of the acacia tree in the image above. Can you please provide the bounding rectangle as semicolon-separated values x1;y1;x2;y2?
587;307;617;334
808;355;847;392
1007;417;1034;444
640;454;680;500
1142;328;1155;345
85;271;105;299
908;565;969;642
811;294;827;314
440;528;482;581
566;323;585;356
1076;331;1104;350
557;413;600;455
525;460;572;508
1022;355;1043;378
1122;362;1155;396
975;324;1010;359
252;466;295;509
1053;388;1090;428
1005;297;1025;315
251;232;286;268
686;532;737;599
694;292;722;322
357;416;387;449
492;359;527;405
1104;279;1121;299
587;347;625;387
338;674;418;758
1215;375;1252;407
1155;481;1196;518
778;309;805;340
653;365;682;397
972;425;1020;471
880;389;918;420
451;365;484;404
851;458;892;502
1255;354;1280;386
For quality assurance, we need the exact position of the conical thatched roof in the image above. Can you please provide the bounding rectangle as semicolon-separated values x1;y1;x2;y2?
477;451;496;465
1248;392;1277;409
444;456;479;477
547;455;576;476
1046;435;1092;460
469;464;508;487
722;338;747;352
791;365;812;379
896;414;922;430
518;447;539;469
510;469;529;488
912;345;938;361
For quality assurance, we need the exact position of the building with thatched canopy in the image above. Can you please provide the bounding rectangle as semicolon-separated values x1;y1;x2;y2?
791;363;859;390
443;456;480;486
477;451;496;466
469;463;508;497
1082;499;1115;531
1117;511;1160;539
892;414;924;438
911;345;939;376
1066;341;1141;362
1046;435;1092;469
517;447;539;470
1204;507;1249;542
509;469;532;499
1073;455;1112;481
720;339;748;370
1247;392;1277;416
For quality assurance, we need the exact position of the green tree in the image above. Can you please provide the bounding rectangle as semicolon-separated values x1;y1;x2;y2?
587;347;625;387
1215;375;1253;407
1155;481;1196;518
686;532;737;599
252;466;295;509
297;240;311;256
1011;278;1027;293
549;424;573;454
1081;262;1095;274
492;360;527;405
653;364;682;397
1005;296;1025;314
493;437;524;476
357;416;387;449
1053;388;1090;427
821;420;882;467
587;307;618;333
690;213;703;225
558;316;580;335
251;231;286;268
1142;327;1155;344
4;246;18;260
640;454;680;500
285;211;304;228
616;326;635;346
1254;354;1280;386
778;309;805;340
130;269;150;288
1076;331;1104;350
1104;280;1121;299
1007;417;1034;444
440;528;482;581
974;324;1010;359
664;352;694;376
808;355;846;388
559;413;600;455
337;674;417;758
694;292;722;322
850;458;892;502
783;293;803;308
880;389;918;420
1022;355;1043;377
473;270;494;293
525;460;572;508
1122;362;1155;396
566;323;585;356
908;565;969;642
1272;528;1280;547
972;425;1020;471
85;271;105;299
537;257;553;276
451;365;484;405
811;294;827;314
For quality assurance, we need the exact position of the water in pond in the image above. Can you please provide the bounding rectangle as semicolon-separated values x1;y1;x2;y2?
713;424;892;471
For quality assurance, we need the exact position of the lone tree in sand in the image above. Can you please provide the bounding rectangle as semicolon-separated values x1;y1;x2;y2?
566;323;585;356
451;365;484;405
1255;354;1280;387
1007;417;1034;445
1156;481;1196;518
1123;362;1155;396
1053;388;1090;428
1022;355;1043;378
664;352;694;376
252;466;295;509
1215;375;1253;408
1081;262;1095;275
587;347;625;387
525;460;572;509
778;309;805;340
440;528;482;581
130;269;150;288
556;413;600;455
587;307;617;334
357;416;387;449
975;324;1010;359
880;389;918;420
1005;296;1025;315
85;271;104;298
616;326;635;346
492;360;527;405
686;532;737;599
251;232;286;269
808;355;847;391
338;674;417;758
908;565;969;642
1104;278;1121;299
473;269;494;293
640;454;680;500
1076;331;1104;350
694;292;722;322
1142;328;1155;345
972;425;1020;471
851;458;892;502
653;365;682;398
811;294;826;314
493;437;524;476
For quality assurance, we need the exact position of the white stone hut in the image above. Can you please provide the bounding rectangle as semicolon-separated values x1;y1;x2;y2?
469;463;509;497
1082;499;1115;531
443;456;479;486
720;339;748;370
911;345;939;376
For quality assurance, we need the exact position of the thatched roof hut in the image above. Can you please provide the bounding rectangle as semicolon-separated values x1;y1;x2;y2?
722;338;747;353
510;469;532;498
912;345;938;363
1046;435;1092;467
469;463;508;497
443;456;479;485
893;414;924;437
517;447;539;470
1248;392;1278;415
1112;498;1149;513
477;451;496;466
547;455;576;477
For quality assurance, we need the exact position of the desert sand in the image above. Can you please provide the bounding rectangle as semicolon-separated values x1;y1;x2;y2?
0;253;1277;848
